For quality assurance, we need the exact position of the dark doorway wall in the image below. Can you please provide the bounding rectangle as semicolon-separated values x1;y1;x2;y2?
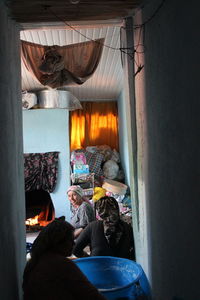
0;2;26;300
134;0;200;298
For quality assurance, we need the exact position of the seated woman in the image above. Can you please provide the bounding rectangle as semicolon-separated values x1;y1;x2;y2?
23;217;106;300
73;196;135;260
67;185;95;238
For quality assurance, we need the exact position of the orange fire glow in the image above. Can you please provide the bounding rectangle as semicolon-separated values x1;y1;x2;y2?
25;216;53;228
25;215;39;226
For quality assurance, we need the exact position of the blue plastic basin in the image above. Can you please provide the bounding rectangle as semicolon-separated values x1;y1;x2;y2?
74;256;151;300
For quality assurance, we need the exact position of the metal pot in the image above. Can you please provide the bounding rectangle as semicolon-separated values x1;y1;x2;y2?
38;89;82;110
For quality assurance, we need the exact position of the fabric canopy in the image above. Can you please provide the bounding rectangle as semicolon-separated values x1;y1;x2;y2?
21;38;104;88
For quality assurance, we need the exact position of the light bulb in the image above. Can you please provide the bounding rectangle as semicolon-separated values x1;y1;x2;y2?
70;0;80;4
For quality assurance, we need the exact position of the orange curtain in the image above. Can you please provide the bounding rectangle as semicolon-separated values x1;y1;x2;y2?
70;102;119;151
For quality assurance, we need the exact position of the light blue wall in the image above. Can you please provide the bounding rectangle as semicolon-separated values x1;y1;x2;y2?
117;90;130;186
23;109;71;221
117;82;145;275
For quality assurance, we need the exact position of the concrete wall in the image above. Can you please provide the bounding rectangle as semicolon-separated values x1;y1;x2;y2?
117;84;149;275
134;0;200;298
23;109;71;221
0;3;26;300
118;18;149;278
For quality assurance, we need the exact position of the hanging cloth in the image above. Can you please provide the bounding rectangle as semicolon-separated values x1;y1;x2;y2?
21;38;104;88
24;152;59;193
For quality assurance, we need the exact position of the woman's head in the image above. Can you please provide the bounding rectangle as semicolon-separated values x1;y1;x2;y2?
95;197;122;247
67;185;83;208
31;217;75;258
95;196;120;223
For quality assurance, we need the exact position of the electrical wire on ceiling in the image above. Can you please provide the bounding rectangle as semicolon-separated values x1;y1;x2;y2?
133;0;167;76
41;0;166;77
43;6;135;59
134;0;166;29
133;0;167;55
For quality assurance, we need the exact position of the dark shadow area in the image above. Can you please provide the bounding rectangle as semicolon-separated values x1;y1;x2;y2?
25;189;55;222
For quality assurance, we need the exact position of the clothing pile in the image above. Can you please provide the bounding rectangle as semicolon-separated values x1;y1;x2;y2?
70;145;124;182
70;145;132;221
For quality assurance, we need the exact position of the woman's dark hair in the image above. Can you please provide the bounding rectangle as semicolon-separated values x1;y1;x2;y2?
23;217;74;288
30;217;74;259
95;196;119;216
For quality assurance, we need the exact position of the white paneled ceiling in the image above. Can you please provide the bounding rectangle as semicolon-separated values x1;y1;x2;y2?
20;23;124;101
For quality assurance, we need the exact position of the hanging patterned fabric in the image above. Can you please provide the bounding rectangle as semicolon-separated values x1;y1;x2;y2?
24;152;59;193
